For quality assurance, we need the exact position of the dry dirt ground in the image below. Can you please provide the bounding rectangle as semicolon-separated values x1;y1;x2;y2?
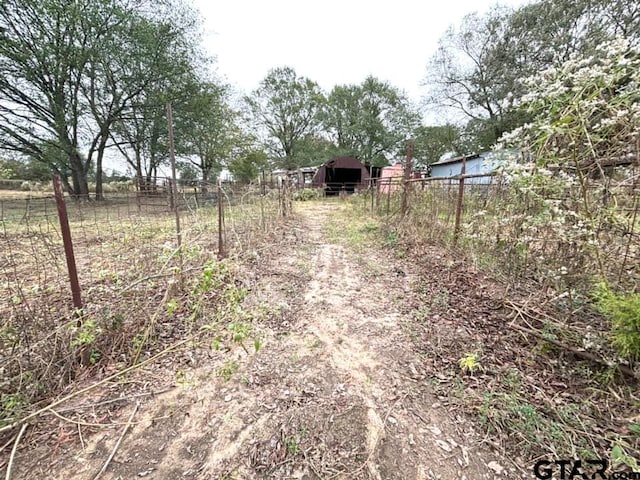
9;202;522;480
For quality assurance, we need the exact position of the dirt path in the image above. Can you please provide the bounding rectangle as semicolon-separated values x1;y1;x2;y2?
17;203;518;479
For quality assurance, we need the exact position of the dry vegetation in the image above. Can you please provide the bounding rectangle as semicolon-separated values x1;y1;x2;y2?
0;186;283;444
359;170;640;471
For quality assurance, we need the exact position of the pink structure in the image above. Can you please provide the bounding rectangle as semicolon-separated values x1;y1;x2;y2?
379;164;404;194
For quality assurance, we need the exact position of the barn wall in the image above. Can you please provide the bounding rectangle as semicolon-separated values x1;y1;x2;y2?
312;157;370;187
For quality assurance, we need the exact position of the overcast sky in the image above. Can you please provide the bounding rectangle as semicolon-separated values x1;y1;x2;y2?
193;0;529;106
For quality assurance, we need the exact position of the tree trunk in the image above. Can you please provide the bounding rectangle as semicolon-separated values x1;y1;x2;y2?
201;166;210;194
95;136;108;200
135;165;144;193
69;151;89;200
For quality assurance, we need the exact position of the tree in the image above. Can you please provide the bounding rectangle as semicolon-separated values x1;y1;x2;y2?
423;7;515;150
0;0;125;197
0;0;205;198
412;124;465;167
293;135;341;167
176;161;199;181
322;85;362;158
227;150;268;183
324;77;420;166
176;81;239;184
83;8;202;199
246;67;325;170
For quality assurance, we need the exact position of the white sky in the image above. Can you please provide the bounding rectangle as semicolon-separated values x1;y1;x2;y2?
194;0;528;105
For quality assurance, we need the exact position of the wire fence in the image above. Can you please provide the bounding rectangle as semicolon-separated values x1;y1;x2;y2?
0;178;288;420
366;166;640;296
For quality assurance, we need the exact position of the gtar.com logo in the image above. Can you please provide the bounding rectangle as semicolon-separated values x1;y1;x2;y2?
533;460;640;479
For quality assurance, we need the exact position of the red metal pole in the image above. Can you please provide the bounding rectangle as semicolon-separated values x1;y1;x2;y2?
53;175;82;312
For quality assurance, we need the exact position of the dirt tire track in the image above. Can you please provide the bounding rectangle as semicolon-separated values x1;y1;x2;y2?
13;202;519;479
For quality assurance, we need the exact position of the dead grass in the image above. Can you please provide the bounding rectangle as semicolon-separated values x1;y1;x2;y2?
323;185;640;469
0;188;280;441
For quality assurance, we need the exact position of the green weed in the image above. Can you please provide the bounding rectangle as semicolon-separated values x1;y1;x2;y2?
458;353;482;374
594;283;640;360
217;361;239;381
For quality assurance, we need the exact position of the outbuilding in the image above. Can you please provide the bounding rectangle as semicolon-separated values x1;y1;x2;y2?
379;163;404;194
430;151;519;184
312;157;370;194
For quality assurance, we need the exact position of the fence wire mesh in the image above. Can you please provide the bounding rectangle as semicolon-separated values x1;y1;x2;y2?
0;180;283;416
373;168;640;295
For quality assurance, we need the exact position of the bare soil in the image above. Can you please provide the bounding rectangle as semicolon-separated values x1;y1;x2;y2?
6;202;520;479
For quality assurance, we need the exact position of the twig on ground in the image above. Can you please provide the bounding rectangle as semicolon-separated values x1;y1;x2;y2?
4;423;28;480
78;423;85;451
49;409;126;428
49;387;174;415
0;339;187;435
92;401;139;480
0;434;17;455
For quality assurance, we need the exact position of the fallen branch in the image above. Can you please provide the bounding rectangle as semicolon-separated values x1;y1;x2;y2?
92;401;139;480
508;323;639;381
4;423;28;480
0;339;188;435
49;387;173;415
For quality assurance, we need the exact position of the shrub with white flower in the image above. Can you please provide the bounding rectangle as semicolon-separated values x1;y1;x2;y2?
491;37;640;294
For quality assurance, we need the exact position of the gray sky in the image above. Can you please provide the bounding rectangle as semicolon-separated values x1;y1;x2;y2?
193;0;528;104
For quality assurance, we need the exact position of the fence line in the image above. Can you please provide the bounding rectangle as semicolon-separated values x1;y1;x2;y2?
369;165;640;297
0;178;290;418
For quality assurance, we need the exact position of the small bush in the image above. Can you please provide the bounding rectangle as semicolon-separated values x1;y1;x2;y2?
594;284;640;360
293;188;322;201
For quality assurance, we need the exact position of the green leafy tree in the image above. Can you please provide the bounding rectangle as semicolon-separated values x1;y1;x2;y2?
0;0;205;198
293;135;341;167
83;8;202;199
0;158;21;179
176;81;238;184
177;161;199;181
322;85;362;158
412;124;465;167
228;150;268;183
324;77;419;166
0;0;125;196
246;67;325;170
110;88;168;191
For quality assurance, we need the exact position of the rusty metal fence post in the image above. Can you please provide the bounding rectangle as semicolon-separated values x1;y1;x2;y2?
53;175;82;313
401;142;413;217
453;157;467;246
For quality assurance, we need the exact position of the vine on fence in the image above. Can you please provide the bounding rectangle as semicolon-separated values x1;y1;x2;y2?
0;182;281;428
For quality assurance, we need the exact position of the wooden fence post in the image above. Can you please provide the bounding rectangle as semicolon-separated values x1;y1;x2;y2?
386;178;391;215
